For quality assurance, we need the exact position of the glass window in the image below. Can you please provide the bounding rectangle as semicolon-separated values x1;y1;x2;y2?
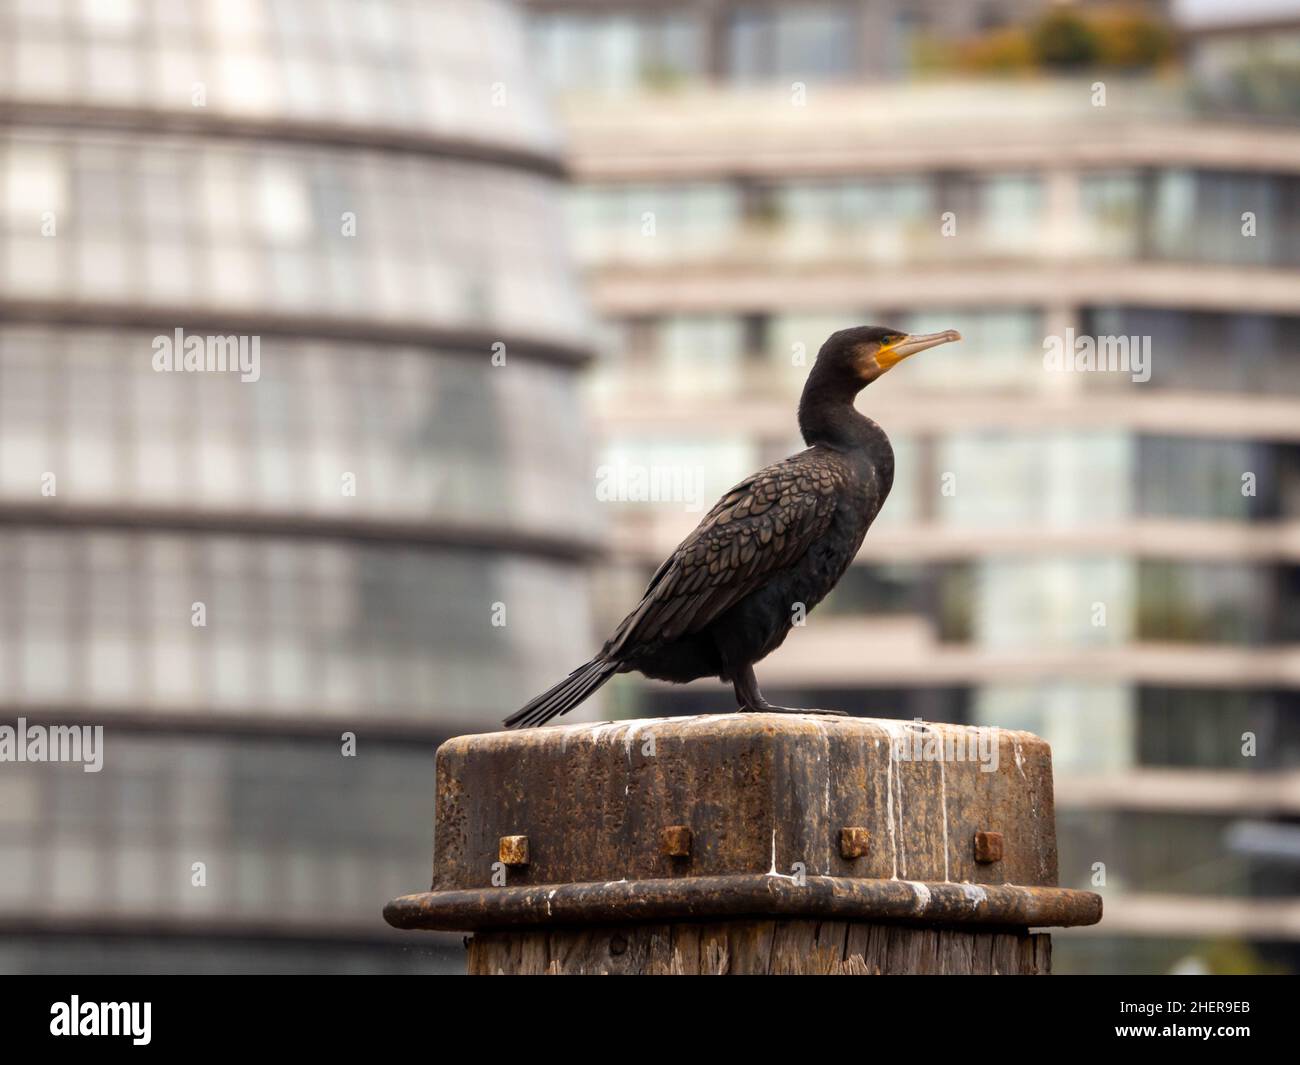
0;324;595;538
970;557;1134;648
2;0;560;152
935;431;1133;527
972;683;1134;772
1080;170;1145;258
1086;168;1300;268
0;732;453;932
1138;687;1299;770
1058;809;1291;898
975;172;1045;255
0;527;594;722
1137;560;1278;644
1138;436;1275;520
1082;307;1300;395
0;129;587;346
727;3;858;84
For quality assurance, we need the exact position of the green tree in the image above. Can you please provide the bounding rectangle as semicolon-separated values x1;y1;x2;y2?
1031;9;1101;71
1093;7;1176;69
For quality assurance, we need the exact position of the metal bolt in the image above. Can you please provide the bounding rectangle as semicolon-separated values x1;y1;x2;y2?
499;834;529;867
974;830;1004;864
660;825;692;858
839;827;870;859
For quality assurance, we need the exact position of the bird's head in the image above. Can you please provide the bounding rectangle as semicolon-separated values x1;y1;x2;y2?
814;325;962;387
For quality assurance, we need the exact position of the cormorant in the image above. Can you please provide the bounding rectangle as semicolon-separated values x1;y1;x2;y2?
504;325;961;729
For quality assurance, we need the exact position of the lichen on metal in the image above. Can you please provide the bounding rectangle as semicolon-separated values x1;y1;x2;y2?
839;826;871;860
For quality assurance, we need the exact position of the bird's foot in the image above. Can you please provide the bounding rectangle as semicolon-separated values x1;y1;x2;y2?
738;703;848;717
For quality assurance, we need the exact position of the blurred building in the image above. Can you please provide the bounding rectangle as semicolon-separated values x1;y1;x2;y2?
526;0;1300;973
1179;0;1300;116
0;0;595;972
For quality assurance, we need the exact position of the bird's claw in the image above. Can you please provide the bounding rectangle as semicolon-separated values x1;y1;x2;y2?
738;705;848;717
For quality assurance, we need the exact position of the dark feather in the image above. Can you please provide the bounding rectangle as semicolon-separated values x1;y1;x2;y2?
602;448;850;659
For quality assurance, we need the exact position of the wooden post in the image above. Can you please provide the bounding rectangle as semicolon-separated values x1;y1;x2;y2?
385;715;1101;974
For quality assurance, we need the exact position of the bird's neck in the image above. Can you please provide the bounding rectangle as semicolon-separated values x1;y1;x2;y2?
797;377;887;456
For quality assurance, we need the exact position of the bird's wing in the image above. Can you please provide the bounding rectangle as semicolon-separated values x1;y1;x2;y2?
603;449;849;657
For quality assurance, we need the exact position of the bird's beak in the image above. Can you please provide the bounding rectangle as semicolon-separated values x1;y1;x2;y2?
876;329;961;370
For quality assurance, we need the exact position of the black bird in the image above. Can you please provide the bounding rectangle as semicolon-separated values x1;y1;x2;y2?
504;325;961;729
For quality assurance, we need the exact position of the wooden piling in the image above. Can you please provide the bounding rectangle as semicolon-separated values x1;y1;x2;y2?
385;714;1101;975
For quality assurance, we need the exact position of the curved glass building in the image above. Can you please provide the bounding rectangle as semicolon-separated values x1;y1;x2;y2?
0;1;595;971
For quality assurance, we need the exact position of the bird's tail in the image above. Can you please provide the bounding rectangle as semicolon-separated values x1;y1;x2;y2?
503;657;619;729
